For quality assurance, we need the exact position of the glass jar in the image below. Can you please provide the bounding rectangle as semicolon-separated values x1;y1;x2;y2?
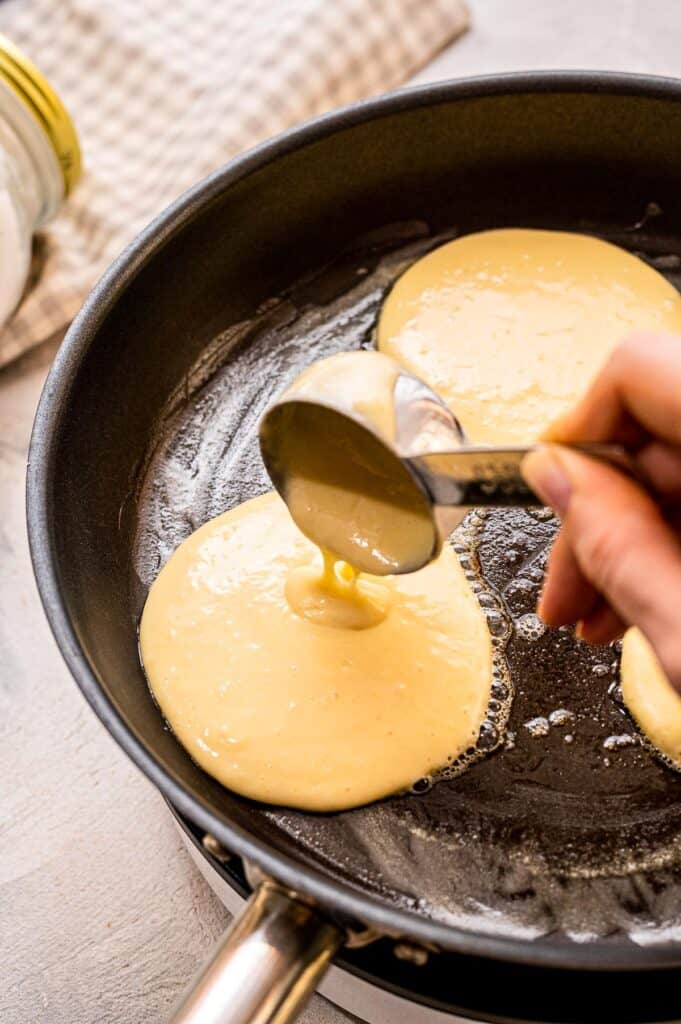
0;34;81;328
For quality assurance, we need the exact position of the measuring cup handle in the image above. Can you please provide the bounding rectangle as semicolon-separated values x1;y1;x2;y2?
410;442;634;510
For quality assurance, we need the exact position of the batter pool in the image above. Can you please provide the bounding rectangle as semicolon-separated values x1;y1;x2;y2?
378;228;681;443
621;628;681;768
379;226;681;769
139;493;493;811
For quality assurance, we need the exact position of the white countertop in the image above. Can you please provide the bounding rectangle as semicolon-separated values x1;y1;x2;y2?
3;3;681;1021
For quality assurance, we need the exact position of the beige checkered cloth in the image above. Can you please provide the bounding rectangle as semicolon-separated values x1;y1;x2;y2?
0;0;468;367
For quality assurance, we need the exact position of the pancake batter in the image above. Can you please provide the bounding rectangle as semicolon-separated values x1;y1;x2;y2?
378;228;681;443
140;493;492;811
621;629;681;768
379;227;681;766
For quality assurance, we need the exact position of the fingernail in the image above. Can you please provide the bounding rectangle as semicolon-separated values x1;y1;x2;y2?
521;448;572;518
575;620;585;641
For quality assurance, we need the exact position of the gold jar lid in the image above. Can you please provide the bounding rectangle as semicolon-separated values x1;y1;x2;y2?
0;33;81;195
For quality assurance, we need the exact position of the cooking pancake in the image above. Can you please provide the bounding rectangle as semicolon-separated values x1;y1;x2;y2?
378;228;681;443
621;628;681;767
139;492;492;811
379;227;681;768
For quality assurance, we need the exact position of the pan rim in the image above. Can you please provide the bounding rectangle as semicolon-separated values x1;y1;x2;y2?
27;70;681;971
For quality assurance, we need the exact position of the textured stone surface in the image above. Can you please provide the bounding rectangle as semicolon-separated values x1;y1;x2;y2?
3;5;681;1022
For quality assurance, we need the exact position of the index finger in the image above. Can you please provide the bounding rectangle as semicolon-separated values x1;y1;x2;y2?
544;332;681;446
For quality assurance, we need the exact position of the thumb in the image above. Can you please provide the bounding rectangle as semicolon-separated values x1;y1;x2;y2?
522;445;681;689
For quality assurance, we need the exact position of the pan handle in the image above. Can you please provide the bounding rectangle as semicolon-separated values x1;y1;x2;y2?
169;881;343;1024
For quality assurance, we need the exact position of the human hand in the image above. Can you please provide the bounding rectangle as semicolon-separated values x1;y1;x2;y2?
521;332;681;690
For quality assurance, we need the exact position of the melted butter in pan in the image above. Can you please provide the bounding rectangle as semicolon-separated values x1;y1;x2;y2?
141;228;681;807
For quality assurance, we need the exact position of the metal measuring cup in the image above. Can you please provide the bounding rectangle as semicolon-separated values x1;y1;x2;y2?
259;351;630;576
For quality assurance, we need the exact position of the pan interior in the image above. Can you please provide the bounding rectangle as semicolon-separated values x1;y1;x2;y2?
132;215;681;947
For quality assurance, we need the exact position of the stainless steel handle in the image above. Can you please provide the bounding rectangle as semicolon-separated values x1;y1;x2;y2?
170;882;342;1024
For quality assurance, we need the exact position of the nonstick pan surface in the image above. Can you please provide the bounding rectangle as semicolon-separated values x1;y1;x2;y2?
27;73;681;974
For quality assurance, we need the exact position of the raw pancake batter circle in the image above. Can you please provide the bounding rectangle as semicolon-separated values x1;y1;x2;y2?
140;493;492;811
378;228;681;444
380;226;681;766
621;628;681;768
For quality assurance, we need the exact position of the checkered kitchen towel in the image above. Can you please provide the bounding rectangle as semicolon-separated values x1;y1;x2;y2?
0;0;468;367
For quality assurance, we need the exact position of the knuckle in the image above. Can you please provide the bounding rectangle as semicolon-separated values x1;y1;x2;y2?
615;330;679;372
609;332;649;375
619;330;660;354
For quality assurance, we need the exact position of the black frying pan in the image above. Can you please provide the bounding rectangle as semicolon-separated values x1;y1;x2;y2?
27;73;681;1024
